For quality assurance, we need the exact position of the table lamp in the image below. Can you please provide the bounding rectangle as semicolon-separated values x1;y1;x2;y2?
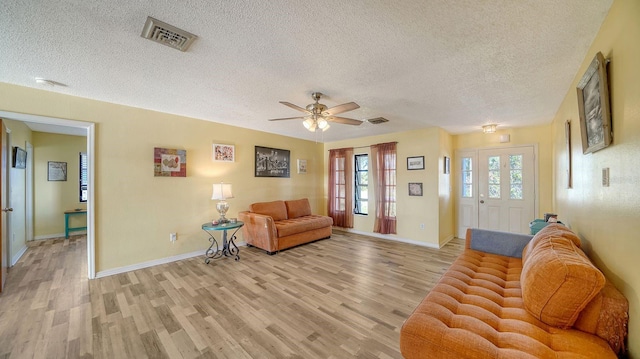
212;182;233;223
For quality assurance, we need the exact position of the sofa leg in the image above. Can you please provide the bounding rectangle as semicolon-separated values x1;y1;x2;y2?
266;251;277;255
246;243;253;248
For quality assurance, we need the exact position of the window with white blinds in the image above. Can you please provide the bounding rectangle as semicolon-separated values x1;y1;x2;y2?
79;152;88;202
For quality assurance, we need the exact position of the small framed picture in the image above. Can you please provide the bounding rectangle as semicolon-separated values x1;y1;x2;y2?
409;182;423;196
48;161;67;181
407;156;424;170
213;144;235;162
12;147;26;169
444;156;450;174
297;159;307;174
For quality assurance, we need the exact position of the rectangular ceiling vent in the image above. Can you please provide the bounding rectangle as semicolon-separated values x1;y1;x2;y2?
141;17;197;52
366;117;389;124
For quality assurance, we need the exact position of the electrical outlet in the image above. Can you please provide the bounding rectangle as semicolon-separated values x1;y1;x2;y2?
602;168;610;187
420;223;425;230
170;233;177;242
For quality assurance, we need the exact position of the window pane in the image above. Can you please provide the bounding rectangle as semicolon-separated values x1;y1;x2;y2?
510;170;522;184
462;184;473;198
355;154;369;215
489;184;501;199
462;157;472;171
79;152;88;203
360;201;368;214
510;184;523;200
510;154;522;170
462;171;472;184
357;172;368;185
488;156;500;170
359;187;368;200
489;171;500;184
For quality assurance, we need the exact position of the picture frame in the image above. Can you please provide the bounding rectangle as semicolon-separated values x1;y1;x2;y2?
12;146;26;169
408;182;423;196
48;161;67;181
213;143;235;162
407;156;425;170
577;51;612;154
565;120;572;189
443;156;450;174
297;159;307;174
255;146;290;178
154;147;187;177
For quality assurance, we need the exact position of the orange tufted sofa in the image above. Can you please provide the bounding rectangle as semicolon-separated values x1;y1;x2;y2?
400;224;628;358
238;198;332;254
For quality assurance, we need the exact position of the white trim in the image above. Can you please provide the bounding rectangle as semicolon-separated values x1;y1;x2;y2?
333;227;440;249
0;111;96;279
96;250;204;278
11;245;27;266
96;241;248;278
34;233;78;240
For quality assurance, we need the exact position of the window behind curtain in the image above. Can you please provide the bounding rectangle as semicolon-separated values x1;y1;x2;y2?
79;152;88;202
328;148;354;228
371;142;396;234
354;154;368;215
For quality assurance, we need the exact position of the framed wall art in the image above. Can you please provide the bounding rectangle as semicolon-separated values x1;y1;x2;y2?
154;147;187;177
407;156;424;170
12;146;26;169
297;159;307;174
444;156;450;174
255;146;290;178
565;120;572;189
213;143;235;162
48;161;67;181
409;182;423;196
577;51;612;154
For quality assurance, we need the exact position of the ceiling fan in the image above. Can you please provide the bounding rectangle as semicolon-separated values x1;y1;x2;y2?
269;92;362;132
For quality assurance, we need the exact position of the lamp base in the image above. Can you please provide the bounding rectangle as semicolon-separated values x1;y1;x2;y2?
215;200;230;224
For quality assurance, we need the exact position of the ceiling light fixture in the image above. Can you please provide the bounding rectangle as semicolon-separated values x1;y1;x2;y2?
482;124;497;133
34;78;66;87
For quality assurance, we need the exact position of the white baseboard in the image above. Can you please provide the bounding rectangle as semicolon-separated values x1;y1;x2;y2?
11;245;28;266
333;228;440;249
95;241;248;279
33;231;87;240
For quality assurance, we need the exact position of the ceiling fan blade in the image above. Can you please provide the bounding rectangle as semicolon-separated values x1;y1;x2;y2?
327;116;363;126
279;101;311;114
268;116;307;121
323;102;360;116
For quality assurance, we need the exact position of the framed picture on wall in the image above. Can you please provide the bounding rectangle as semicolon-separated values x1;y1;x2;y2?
48;161;67;181
255;146;290;178
12;147;26;169
409;182;423;196
407;156;424;170
577;51;612;154
213;143;235;162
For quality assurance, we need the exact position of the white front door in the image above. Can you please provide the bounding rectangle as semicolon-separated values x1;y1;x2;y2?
477;146;535;234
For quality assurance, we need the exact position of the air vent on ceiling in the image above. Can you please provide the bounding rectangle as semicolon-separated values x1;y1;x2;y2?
366;117;389;124
141;17;197;52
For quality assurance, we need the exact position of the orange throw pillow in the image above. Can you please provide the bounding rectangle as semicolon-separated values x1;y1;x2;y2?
521;229;605;328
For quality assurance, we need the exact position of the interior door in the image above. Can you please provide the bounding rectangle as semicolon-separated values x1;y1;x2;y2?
478;146;535;234
0;120;7;291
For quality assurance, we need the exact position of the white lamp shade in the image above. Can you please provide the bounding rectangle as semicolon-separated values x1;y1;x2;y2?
212;183;233;200
317;118;328;129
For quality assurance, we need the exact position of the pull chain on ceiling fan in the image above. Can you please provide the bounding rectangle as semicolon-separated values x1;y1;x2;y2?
268;92;362;132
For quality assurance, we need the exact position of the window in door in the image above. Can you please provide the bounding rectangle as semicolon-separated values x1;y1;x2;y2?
79;152;88;202
354;154;368;215
488;155;501;199
510;154;523;200
461;157;473;198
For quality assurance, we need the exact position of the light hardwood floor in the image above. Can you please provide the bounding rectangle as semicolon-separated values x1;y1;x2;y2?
0;231;463;358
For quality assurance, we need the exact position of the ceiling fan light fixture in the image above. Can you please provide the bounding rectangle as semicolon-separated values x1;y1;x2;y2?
482;124;497;133
303;118;315;130
317;118;328;129
321;124;330;132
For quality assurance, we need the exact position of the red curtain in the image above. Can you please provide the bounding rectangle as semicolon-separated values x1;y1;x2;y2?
328;148;354;228
371;142;397;234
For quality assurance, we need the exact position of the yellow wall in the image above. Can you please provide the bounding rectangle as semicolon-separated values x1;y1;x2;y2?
3;119;32;262
551;0;640;355
324;127;454;247
32;132;87;237
0;82;325;272
452;124;554;220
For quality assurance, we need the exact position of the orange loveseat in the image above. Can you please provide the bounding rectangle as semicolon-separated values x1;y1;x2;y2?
238;198;333;254
400;224;628;358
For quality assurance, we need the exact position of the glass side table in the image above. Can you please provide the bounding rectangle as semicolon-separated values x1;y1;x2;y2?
202;221;244;263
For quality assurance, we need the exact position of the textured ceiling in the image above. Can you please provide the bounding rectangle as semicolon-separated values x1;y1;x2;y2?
0;0;612;142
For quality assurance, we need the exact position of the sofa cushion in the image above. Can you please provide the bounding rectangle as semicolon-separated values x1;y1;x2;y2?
285;198;312;219
520;229;605;328
522;223;581;260
249;200;288;221
275;215;333;237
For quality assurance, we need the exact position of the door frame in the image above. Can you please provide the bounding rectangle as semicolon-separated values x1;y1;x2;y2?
456;144;539;237
0;111;96;279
